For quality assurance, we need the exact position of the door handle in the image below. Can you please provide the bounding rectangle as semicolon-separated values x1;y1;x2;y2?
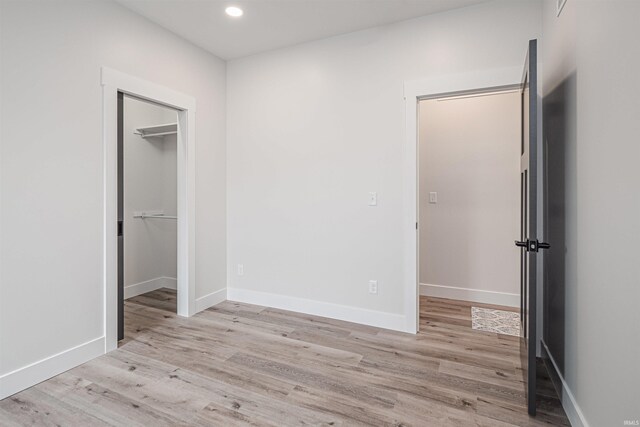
515;239;550;252
537;241;550;250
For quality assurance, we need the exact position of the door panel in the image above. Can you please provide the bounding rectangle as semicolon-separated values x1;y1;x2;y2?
516;39;547;416
520;170;527;337
117;91;124;341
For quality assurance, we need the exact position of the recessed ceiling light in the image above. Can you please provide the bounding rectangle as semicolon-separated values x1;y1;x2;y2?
225;6;243;17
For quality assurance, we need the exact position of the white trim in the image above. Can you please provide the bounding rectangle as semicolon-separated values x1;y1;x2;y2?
124;277;177;299
227;288;408;332
542;340;589;427
101;68;196;112
420;283;519;307
403;66;523;333
0;337;104;400
557;0;568;17
101;67;197;354
195;288;228;313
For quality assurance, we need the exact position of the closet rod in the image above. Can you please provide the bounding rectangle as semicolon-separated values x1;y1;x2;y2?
133;214;177;220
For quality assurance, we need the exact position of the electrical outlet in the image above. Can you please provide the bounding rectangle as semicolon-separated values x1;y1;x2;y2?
237;264;244;276
369;280;378;294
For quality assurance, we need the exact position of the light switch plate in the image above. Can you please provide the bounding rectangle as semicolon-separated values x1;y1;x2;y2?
429;192;438;204
368;192;377;206
237;264;244;276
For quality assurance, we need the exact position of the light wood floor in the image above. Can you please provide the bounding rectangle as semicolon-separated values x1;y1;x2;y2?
0;290;569;426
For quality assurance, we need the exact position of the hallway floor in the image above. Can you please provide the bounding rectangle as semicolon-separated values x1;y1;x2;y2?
0;291;569;426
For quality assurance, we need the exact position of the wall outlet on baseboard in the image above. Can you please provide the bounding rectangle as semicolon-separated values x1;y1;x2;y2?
237;264;244;276
368;280;378;294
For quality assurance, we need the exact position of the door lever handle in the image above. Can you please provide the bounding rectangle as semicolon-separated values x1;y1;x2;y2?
537;242;550;250
515;239;550;252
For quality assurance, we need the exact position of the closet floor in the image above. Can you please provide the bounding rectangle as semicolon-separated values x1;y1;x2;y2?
0;290;569;426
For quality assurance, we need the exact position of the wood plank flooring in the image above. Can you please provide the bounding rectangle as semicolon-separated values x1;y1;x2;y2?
0;290;569;426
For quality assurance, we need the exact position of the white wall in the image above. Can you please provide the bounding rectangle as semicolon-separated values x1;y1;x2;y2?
123;96;177;294
226;0;542;327
542;0;640;425
0;0;226;397
576;2;640;421
419;92;520;305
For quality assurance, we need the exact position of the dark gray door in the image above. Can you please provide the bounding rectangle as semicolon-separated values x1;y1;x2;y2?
117;91;124;341
515;39;549;416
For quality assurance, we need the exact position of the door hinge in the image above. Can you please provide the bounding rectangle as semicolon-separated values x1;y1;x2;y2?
118;220;123;237
416;222;418;230
515;239;550;252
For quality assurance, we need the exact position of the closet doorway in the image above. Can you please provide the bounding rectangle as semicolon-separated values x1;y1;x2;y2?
102;67;197;350
117;94;179;340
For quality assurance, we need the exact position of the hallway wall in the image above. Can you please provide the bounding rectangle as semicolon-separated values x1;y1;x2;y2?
419;92;521;306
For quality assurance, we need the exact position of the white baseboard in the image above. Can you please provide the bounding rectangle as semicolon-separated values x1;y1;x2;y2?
195;288;227;313
542;340;589;427
0;336;105;400
124;276;177;299
227;288;408;332
420;283;519;307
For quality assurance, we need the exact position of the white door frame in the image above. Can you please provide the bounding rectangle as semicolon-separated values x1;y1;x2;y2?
101;67;197;352
402;66;522;333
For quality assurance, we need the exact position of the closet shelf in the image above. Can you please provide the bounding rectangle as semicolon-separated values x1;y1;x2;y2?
134;123;177;139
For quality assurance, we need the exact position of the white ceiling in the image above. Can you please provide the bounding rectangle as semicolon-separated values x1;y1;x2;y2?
117;0;490;60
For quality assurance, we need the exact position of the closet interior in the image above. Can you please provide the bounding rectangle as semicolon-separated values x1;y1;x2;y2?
121;95;178;320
